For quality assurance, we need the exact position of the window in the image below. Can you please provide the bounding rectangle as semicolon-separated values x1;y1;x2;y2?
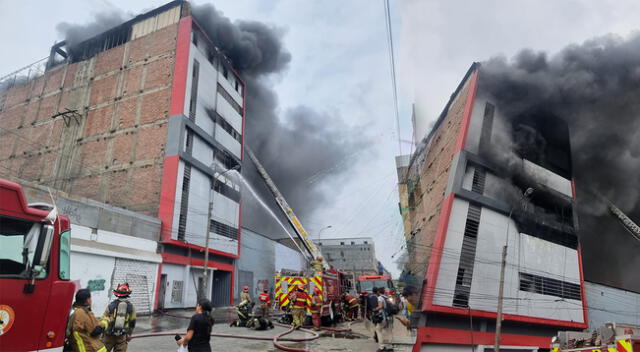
223;65;229;79
171;280;184;303
59;230;71;280
217;83;243;115
210;219;238;240
519;272;581;300
364;241;368;244
340;242;345;245
351;241;355;245
0;216;46;278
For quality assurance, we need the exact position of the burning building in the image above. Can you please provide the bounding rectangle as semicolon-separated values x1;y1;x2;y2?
0;1;246;308
397;63;586;351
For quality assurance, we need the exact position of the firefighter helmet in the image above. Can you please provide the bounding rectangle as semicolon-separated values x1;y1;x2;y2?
243;285;249;292
113;283;132;297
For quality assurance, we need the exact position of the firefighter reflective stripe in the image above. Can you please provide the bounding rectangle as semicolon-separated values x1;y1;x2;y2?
609;347;617;352
97;347;107;352
593;349;602;352
551;347;559;352
617;339;632;352
73;331;86;352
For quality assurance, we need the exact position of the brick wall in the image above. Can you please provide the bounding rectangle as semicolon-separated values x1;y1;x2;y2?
404;72;475;279
0;25;179;217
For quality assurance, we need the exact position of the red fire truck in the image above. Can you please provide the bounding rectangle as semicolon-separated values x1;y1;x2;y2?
0;179;75;351
356;274;394;295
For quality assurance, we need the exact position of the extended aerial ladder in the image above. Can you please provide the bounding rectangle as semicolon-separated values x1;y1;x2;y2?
587;189;640;241
246;147;329;269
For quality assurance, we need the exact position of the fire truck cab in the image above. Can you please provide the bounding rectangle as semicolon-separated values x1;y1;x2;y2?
552;323;640;352
356;274;394;295
0;179;75;351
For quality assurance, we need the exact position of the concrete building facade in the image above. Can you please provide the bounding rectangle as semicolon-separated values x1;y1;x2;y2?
0;1;244;308
397;64;586;351
317;237;377;277
20;181;162;315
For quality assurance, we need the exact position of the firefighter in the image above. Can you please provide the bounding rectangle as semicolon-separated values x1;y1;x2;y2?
68;289;108;352
310;256;324;273
310;287;323;330
290;284;310;329
257;288;271;319
342;292;360;321
101;283;136;352
240;285;252;308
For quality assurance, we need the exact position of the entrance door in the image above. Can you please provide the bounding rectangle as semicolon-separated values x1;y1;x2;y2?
211;270;231;307
158;274;167;310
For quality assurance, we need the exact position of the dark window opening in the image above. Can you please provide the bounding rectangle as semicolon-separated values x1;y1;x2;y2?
177;164;192;242
217;83;243;115
209;219;238;240
519;272;581;300
189;60;200;120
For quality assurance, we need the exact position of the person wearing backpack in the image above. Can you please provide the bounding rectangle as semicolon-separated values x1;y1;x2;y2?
101;283;136;351
372;287;393;352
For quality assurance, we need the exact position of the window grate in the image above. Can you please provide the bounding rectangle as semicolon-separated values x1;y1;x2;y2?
519;272;581;300
189;60;200;121
171;280;184;303
453;204;482;308
471;168;486;194
177;165;191;241
209;219;238;240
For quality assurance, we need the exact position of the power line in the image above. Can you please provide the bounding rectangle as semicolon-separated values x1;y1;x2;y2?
383;0;402;154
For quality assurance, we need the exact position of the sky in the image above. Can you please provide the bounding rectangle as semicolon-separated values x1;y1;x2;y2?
3;0;640;277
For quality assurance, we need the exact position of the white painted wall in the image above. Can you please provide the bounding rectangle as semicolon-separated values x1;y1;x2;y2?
434;198;584;323
275;241;306;272
214;126;241;159
215;92;242;133
191;134;214;167
69;224;161;315
161;263;215;309
211;191;239;227
522;159;572;197
218;70;243;107
585;281;640;328
184;167;210;247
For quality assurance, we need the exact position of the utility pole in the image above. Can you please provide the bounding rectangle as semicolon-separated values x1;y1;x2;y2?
202;164;239;299
494;188;533;352
494;245;507;352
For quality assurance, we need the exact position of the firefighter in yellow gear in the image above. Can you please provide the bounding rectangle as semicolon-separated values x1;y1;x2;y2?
240;285;252;307
68;289;108;352
101;283;137;352
290;284;311;328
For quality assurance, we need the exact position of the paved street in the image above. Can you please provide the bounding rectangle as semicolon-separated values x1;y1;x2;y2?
128;309;414;352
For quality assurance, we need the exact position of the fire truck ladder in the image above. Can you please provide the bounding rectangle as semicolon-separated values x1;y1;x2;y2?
246;147;329;269
591;189;640;242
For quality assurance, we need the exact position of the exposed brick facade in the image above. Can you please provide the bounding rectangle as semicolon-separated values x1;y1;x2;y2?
401;74;474;280
0;22;179;217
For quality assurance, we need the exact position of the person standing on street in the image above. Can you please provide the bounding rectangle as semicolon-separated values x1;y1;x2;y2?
176;298;215;352
239;285;252;308
290;284;310;329
372;287;393;352
101;283;136;352
257;288;272;319
68;289;108;352
310;287;323;330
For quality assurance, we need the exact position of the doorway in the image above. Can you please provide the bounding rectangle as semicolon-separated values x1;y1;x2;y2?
211;270;231;307
158;274;167;310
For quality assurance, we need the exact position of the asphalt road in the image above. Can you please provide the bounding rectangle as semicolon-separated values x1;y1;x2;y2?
128;309;411;352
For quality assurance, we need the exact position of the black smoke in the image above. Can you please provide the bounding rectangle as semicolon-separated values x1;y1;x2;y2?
56;11;129;47
192;3;370;224
479;34;640;292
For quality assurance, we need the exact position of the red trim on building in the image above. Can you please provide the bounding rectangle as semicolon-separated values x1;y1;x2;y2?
571;179;577;198
415;327;552;348
153;262;163;310
454;69;480;152
162;239;239;259
422;193;455;310
158;155;180;242
162;252;234;272
169;16;192;116
577;246;589;326
237;203;243;256
424;303;587;329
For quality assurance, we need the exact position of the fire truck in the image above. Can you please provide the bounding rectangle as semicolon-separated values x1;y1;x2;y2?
551;323;640;352
0;179;75;351
247;149;348;324
356;274;394;295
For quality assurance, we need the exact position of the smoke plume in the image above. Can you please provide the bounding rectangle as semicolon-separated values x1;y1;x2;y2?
192;4;369;221
479;33;640;291
56;11;130;47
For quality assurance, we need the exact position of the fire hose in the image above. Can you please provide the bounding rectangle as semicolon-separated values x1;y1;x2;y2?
150;310;358;351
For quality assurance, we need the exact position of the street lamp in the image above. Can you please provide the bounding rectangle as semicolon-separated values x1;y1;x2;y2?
316;225;332;243
495;187;533;352
201;164;240;299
